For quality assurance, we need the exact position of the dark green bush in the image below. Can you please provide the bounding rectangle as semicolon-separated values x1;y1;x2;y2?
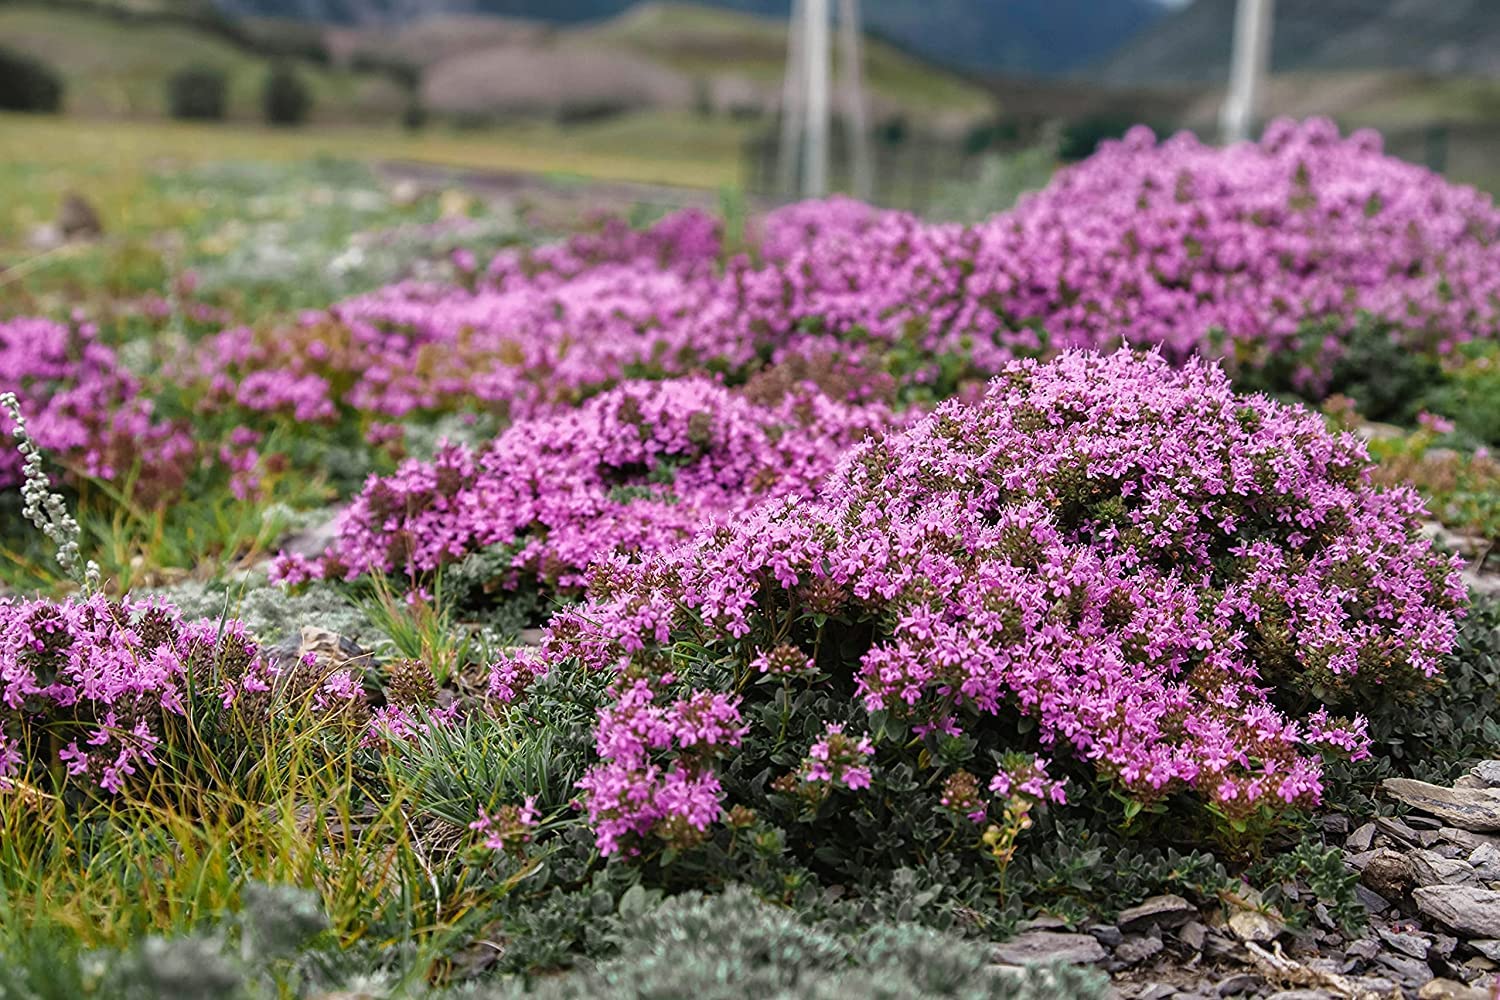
167;65;228;121
0;46;63;113
262;63;311;127
1057;115;1136;162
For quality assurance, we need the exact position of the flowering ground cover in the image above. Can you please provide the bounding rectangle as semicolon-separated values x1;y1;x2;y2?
0;118;1498;998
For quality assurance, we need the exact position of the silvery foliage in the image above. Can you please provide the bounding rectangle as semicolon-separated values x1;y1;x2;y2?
1;391;100;592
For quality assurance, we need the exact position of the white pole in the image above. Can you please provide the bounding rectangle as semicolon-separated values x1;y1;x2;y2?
777;0;807;196
1220;0;1275;144
838;0;872;200
802;0;831;197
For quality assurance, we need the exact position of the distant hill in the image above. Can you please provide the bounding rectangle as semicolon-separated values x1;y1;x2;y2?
1096;0;1500;86
0;1;406;121
212;0;1170;76
334;3;992;125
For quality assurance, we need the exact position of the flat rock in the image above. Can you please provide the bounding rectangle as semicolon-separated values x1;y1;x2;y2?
1264;993;1336;1000
1354;884;1392;915
1471;761;1500;788
1346;822;1377;852
1383;778;1500;832
1178;920;1207;951
1378;927;1432;959
1377;815;1423;845
1469;940;1500;962
990;930;1107;966
1215;973;1263;996
1412;849;1479;887
1440;828;1500;853
1117;894;1197;931
1413;885;1500;938
1375;950;1434;986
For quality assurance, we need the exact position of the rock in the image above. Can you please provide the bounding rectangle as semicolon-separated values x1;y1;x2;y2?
1375;950;1434;986
57;192;103;240
1413;886;1500;938
1355;884;1392;915
1117;894;1197;932
280;506;345;557
1346;937;1381;961
1383;778;1500;832
1264;993;1336;1000
1418;979;1492;1000
1020;915;1069;931
1469;843;1500;881
1345;849;1382;871
1228;909;1285;943
1378;926;1432;959
1321;814;1351;836
1177;920;1207;951
1347;822;1377;852
1469;940;1500;962
1361;849;1414;898
1433;933;1459;959
1440;828;1500;853
1471;761;1500;788
274;626;370;673
1088;924;1123;948
1377;815;1423;846
990;930;1107;966
1114;934;1164;966
1215;973;1264;996
1412;849;1479;887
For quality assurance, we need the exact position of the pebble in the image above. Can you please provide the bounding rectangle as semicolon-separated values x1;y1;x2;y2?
1414;885;1500;938
1346;822;1377;852
1114;935;1165;966
1117;894;1197;932
1228;909;1284;943
990;930;1107;966
1177;920;1207;952
1214;973;1263;996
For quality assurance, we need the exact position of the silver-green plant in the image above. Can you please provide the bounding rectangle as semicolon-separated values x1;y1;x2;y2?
2;390;100;592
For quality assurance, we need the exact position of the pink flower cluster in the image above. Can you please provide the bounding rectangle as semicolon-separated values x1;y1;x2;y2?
272;377;897;592
529;351;1464;855
0;595;366;793
800;722;874;790
0;317;193;499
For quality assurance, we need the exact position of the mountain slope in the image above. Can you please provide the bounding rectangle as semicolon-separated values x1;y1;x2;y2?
1097;0;1500;85
211;0;1169;76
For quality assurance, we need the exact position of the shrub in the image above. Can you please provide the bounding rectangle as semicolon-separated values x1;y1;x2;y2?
0;594;366;794
262;63;311;126
0;46;63;113
166;64;228;121
516;351;1463;869
483;886;1108;999
272;378;897;596
0;317;193;500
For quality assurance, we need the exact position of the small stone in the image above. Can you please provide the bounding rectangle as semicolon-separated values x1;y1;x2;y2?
1345;848;1382;871
1228;909;1284;943
1471;761;1500;788
1115;934;1165;966
1432;933;1458;959
1178;919;1207;951
1021;915;1069;931
1313;902;1335;930
1468;843;1500;880
1264;993;1336;1000
1215;973;1264;996
1378;926;1432;959
1408;815;1445;831
1361;849;1414;898
1088;924;1123;948
1321;814;1351;836
1136;985;1177;1000
1418;978;1491;1000
1469;940;1500;962
1383;778;1500;833
1346;937;1382;961
1413;886;1500;938
1355;884;1391;915
1377;815;1423;845
1203;931;1237;958
1117;894;1196;931
57;192;103;240
1347;822;1377;852
1412;849;1479;887
990;930;1107;966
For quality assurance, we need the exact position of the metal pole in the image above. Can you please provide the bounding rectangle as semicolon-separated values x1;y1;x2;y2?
777;0;807;196
802;0;831;197
1219;0;1275;145
838;0;873;200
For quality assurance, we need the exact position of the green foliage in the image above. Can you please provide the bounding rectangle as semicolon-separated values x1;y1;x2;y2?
1247;835;1365;936
166;64;228;121
261;62;310;126
1321;594;1500;816
0;45;63;113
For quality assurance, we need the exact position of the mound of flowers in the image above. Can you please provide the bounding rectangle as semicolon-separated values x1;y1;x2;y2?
0;317;192;500
0;594;366;793
274;376;898;592
509;350;1465;866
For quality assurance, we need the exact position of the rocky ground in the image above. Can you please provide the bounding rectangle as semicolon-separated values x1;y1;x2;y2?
991;764;1500;1000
